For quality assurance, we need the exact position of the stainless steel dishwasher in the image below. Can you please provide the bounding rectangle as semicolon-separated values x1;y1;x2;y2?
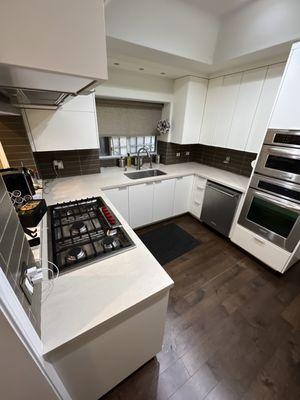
201;181;242;236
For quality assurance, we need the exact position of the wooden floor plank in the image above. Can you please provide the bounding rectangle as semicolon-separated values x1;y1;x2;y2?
101;215;300;400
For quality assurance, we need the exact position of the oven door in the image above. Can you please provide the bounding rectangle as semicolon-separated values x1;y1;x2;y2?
265;129;300;149
238;188;300;252
251;174;300;204
255;146;300;184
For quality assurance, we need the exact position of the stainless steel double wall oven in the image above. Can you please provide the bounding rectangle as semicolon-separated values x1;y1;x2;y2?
239;129;300;252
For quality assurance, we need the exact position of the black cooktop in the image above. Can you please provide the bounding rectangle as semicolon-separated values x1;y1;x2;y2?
48;196;135;276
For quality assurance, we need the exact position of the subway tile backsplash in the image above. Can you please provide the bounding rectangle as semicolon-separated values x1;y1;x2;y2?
0;116;37;170
34;149;101;179
0;176;41;335
157;141;256;177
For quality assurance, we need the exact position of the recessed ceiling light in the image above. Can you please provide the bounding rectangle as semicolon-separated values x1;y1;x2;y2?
113;62;120;66
160;72;166;75
139;67;144;71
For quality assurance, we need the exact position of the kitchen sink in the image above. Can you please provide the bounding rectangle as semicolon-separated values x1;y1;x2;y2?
124;169;167;180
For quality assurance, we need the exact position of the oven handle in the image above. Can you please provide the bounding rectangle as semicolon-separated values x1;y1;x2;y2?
264;146;300;158
253;190;300;212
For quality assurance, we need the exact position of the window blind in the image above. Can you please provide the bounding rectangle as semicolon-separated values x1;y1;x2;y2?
96;99;163;137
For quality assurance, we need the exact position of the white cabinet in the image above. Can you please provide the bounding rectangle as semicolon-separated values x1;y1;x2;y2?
231;224;290;273
246;63;285;153
172;77;208;144
270;42;300;129
226;67;267;151
173;176;194;215
212;73;242;148
199;77;223;146
153;179;176;222
189;176;206;218
24;94;99;151
103;186;130;223
129;183;154;229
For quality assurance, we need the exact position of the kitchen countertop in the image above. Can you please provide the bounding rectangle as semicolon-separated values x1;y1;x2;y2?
40;162;249;354
44;162;249;206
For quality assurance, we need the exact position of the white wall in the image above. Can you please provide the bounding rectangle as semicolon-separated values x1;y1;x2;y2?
95;68;174;103
105;0;220;64
215;0;300;63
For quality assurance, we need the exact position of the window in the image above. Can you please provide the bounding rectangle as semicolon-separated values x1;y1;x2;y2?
100;136;156;157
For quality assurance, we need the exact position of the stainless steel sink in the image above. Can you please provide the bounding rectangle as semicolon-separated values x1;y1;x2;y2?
124;169;167;180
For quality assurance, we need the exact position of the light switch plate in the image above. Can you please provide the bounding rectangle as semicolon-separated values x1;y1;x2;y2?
176;152;180;157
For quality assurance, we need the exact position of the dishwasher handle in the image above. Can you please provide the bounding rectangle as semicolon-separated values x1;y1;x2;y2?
207;183;239;198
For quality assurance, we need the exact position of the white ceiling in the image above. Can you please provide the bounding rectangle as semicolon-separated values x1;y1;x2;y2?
181;0;253;16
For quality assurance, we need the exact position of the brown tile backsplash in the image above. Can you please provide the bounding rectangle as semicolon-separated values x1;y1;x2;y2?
157;141;256;177
34;149;101;179
0;176;41;335
0;116;37;170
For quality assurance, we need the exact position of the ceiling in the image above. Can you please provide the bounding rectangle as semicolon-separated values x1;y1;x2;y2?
182;0;253;16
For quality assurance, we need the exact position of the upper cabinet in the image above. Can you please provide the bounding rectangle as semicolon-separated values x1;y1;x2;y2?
172;77;208;144
269;43;300;130
199;64;285;153
23;94;100;152
246;63;285;153
0;0;107;95
226;67;267;151
199;77;223;146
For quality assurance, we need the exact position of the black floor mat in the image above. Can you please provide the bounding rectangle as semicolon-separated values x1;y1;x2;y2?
138;223;200;265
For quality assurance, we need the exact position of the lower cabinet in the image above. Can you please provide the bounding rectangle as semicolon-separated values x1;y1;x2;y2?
129;183;154;229
153;179;176;222
173;176;194;215
102;186;130;223
189;175;206;218
104;175;195;229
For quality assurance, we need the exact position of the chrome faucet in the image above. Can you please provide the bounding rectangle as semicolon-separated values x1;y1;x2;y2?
136;146;153;170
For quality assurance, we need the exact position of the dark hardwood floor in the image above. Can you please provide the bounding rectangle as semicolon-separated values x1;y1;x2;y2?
102;214;300;400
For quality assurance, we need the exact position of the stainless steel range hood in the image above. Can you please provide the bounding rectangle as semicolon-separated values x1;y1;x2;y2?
0;87;74;110
0;64;96;110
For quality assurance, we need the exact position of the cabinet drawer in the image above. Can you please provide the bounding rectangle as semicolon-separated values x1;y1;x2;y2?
231;224;290;272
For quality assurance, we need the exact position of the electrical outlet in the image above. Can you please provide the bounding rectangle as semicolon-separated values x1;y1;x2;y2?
53;160;64;169
186;151;190;156
223;156;230;164
176;152;180;157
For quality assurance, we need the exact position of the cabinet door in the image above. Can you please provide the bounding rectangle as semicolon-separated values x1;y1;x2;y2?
103;186;129;223
227;67;267;151
246;63;285;153
173;175;193;215
153;179;176;222
270;44;300;129
199;77;223;145
182;78;208;144
212;73;242;148
129;183;154;229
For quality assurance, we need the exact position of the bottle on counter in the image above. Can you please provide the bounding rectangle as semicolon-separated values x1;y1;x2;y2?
127;153;132;168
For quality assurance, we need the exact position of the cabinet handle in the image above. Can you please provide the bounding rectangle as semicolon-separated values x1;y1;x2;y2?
155;180;162;184
194;200;201;206
118;186;127;191
145;182;153;186
196;186;204;190
254;237;265;245
177;177;183;180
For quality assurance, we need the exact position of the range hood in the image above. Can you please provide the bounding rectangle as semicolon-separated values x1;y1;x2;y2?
0;64;97;110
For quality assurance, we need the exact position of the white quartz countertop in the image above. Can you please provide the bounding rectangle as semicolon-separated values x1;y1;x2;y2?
40;163;249;354
44;162;249;206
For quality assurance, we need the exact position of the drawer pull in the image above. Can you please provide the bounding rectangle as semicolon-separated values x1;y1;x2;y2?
194;200;201;206
254;237;265;245
196;186;204;190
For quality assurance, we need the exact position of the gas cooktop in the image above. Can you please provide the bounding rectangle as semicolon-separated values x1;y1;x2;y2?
48;196;135;276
